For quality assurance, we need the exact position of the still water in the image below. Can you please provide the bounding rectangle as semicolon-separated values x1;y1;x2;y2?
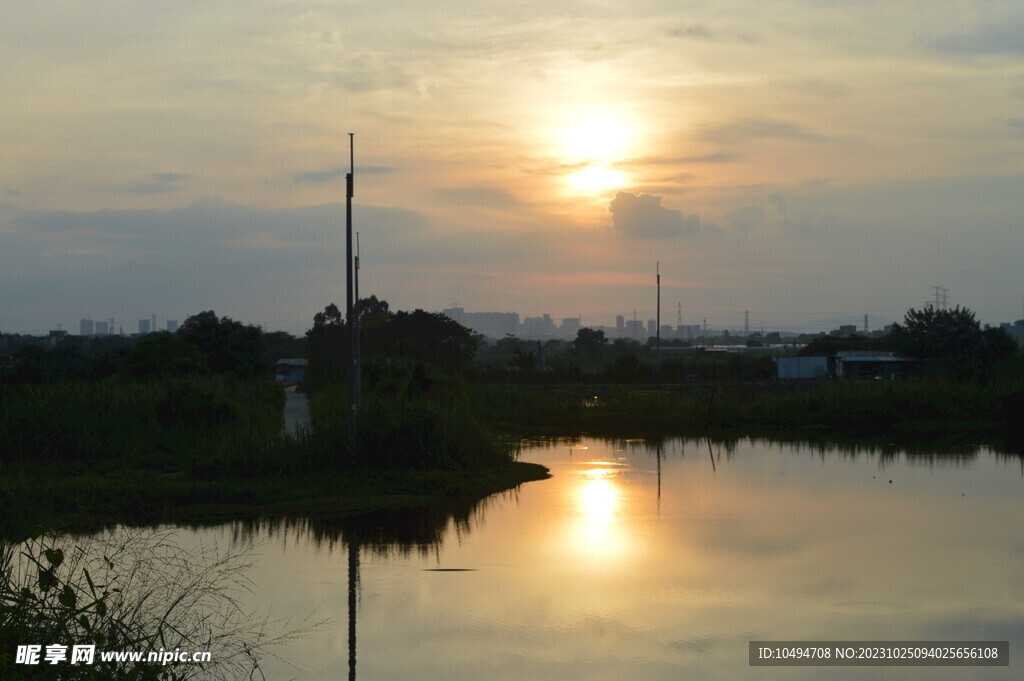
203;438;1023;680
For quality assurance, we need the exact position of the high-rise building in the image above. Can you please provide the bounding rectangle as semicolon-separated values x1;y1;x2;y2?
95;321;109;335
79;318;94;336
166;319;179;333
561;317;581;336
138;319;151;335
647;319;656;337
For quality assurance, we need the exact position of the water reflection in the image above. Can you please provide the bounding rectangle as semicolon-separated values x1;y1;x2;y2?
193;436;1024;679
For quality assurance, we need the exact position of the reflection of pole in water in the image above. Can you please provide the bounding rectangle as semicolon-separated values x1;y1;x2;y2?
348;540;360;681
656;442;662;513
706;438;716;473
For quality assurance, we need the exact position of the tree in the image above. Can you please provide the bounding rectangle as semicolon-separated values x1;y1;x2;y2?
177;311;264;377
123;332;207;379
890;305;1017;380
573;327;607;354
366;310;479;372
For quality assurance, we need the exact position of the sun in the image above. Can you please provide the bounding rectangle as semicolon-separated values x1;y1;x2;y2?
558;115;632;193
569;165;625;191
563;117;628;162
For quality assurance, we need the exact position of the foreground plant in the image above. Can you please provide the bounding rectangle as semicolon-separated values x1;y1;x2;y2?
0;527;317;680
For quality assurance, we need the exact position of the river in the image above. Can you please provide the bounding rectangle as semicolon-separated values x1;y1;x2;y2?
188;436;1023;679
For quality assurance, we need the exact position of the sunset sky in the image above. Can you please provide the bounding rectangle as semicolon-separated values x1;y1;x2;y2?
3;0;1023;334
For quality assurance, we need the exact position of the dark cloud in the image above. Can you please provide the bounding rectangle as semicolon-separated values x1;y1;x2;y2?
933;19;1024;55
609;192;699;238
119;182;181;195
435;185;520;208
724;205;764;231
151;172;188;182
767;193;835;233
707;119;823;144
668;24;714;40
292;166;395;184
293;168;346;184
5;189;25;197
117;172;187;195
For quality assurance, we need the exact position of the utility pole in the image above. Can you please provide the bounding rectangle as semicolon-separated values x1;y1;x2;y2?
345;133;357;449
745;309;749;336
354;231;361;401
656;262;661;356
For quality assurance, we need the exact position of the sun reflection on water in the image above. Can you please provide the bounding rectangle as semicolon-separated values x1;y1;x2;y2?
568;466;634;563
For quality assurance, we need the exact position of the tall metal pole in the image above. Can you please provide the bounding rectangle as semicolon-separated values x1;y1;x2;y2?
346;133;357;448
656;262;661;354
354;232;361;401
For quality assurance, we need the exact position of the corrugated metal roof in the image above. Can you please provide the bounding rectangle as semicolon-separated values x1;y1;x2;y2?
276;358;308;366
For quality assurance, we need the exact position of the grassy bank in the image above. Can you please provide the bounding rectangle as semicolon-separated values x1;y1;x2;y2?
469;378;1021;445
0;376;548;535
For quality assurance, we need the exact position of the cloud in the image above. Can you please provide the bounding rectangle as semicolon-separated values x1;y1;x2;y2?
118;182;181;195
5;189;25;197
724;205;764;231
292;166;395;184
933;19;1024;55
435;185;520;209
608;192;700;238
116;172;188;195
668;24;715;41
151;172;188;182
766;192;835;233
707;119;823;144
293;168;346;184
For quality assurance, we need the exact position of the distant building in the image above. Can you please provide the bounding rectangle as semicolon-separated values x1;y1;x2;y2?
647;319;656;337
166;319;179;333
522;314;556;339
615;315;625;337
834;351;920;379
442;307;520;339
775;356;829;379
47;330;68;347
138;319;151;335
561;317;581;336
94;321;109;336
275;358;308;382
79;318;94;336
625;319;643;339
1001;322;1024;345
835;325;858;337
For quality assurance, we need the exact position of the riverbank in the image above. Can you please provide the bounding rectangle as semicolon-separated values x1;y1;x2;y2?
0;459;550;534
0;377;549;535
470;379;1022;447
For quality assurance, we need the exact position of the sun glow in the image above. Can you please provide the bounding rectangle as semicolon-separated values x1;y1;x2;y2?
569;165;625;191
563;117;628;162
556;113;634;193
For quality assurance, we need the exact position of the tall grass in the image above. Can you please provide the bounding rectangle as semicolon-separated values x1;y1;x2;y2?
0;377;283;466
279;381;519;472
0;527;313;680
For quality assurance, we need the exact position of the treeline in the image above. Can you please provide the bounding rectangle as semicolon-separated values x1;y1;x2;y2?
1;311;304;384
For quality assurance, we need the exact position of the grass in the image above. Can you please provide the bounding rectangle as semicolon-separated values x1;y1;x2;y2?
0;526;314;680
466;377;1020;445
0;375;549;535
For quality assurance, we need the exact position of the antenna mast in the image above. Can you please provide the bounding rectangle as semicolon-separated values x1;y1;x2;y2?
346;133;358;448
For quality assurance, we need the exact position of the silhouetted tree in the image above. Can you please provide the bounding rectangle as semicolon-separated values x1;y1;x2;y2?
573;327;608;354
177;311;263;377
123;332;207;379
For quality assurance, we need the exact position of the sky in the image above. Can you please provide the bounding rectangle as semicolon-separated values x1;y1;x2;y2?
2;0;1024;336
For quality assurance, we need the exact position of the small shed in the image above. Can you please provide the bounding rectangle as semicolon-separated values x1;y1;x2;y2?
833;351;919;379
275;358;308;382
775;356;829;379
